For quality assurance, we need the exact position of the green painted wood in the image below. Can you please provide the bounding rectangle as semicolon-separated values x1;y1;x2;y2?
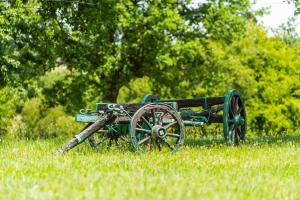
75;114;99;123
183;121;204;126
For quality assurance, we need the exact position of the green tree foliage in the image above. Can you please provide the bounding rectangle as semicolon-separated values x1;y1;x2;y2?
273;17;299;46
0;87;25;135
0;0;299;137
0;1;57;87
36;0;255;103
35;106;81;139
117;76;152;103
8;97;81;139
39;66;89;113
117;24;300;134
289;0;300;14
204;25;300;134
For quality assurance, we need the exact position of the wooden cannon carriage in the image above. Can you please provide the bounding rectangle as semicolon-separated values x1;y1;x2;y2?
59;90;246;153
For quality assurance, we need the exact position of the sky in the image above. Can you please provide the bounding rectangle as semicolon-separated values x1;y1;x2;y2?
193;0;300;35
253;0;300;34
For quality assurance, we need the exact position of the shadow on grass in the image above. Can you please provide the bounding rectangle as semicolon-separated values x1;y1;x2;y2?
184;135;300;148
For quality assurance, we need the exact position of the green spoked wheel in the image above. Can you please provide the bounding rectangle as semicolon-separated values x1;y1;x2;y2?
129;104;185;153
223;90;247;145
88;124;129;149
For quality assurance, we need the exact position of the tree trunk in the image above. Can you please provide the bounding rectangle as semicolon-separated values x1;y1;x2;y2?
102;70;123;103
103;84;120;103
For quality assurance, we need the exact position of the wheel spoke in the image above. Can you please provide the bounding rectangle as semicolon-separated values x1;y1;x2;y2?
230;108;234;116
166;133;180;138
229;124;235;137
151;109;156;125
110;126;118;132
230;98;235;116
236;106;243;115
234;97;239;112
231;97;237;113
230;97;235;112
161;111;168;118
95;135;108;146
136;128;152;134
236;127;242;137
120;135;129;143
157;142;162;151
159;111;168;125
239;126;245;138
114;138;119;146
231;127;236;142
230;123;235;130
162;139;175;151
138;136;151;145
163;121;178;129
141;116;153;128
234;127;240;142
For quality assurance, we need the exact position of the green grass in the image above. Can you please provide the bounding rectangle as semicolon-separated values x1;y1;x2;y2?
1;135;300;199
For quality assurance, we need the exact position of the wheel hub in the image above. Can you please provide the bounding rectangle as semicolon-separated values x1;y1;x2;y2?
234;115;245;126
152;125;167;138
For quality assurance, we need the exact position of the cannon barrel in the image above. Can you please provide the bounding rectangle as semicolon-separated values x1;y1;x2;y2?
59;114;115;153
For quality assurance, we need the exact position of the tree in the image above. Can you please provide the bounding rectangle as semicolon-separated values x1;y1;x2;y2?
36;0;255;104
290;0;300;14
273;17;299;46
0;0;57;87
208;24;300;133
1;0;299;135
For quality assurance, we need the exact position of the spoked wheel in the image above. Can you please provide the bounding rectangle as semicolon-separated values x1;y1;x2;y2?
223;90;247;145
130;104;185;153
88;124;130;150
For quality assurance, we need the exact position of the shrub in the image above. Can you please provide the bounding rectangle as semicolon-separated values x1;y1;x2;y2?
21;97;45;134
117;76;152;103
34;106;81;139
8;98;81;139
0;87;24;136
7;97;44;139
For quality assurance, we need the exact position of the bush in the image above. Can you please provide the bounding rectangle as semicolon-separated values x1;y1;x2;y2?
8;98;81;139
21;97;45;134
0;87;25;136
34;106;81;139
117;76;152;103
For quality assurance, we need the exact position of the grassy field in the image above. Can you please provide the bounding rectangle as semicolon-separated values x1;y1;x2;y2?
1;135;300;200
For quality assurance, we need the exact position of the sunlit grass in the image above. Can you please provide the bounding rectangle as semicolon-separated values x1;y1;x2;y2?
1;135;300;199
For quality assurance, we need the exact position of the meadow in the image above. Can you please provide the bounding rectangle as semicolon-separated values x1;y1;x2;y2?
1;135;300;200
1;1;300;199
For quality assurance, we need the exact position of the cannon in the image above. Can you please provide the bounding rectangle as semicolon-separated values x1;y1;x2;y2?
59;90;246;153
